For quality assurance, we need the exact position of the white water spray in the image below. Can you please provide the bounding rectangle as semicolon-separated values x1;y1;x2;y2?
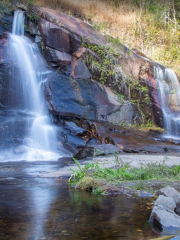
155;67;180;138
7;11;59;160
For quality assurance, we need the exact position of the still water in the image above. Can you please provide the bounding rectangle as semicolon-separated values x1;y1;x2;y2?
0;165;160;240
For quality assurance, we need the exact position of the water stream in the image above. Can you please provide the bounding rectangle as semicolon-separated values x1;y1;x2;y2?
2;11;60;160
155;67;180;138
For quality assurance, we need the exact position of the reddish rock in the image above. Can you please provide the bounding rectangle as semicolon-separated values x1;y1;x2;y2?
44;46;72;66
36;7;107;45
40;19;71;53
72;47;86;58
72;47;99;60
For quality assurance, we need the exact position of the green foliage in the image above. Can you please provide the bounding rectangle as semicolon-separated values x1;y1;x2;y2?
69;155;180;194
68;158;95;184
28;12;40;23
82;42;123;84
106;35;122;46
0;0;11;14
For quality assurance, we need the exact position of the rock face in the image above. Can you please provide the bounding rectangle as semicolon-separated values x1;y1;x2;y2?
33;7;168;127
44;72;142;125
149;186;180;235
37;7;107;45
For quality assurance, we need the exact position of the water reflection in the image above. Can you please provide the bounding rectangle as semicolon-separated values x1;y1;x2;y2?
0;178;159;240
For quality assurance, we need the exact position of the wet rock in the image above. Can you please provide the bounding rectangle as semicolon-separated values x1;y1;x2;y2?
74;144;121;159
35;35;42;43
64;121;87;135
157;186;180;204
0;13;13;35
44;72;135;123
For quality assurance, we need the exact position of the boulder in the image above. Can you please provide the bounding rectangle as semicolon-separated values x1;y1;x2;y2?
44;46;72;67
63;121;87;135
157;186;180;204
150;205;180;234
150;187;180;235
70;58;91;79
44;72;142;124
39;18;81;54
74;143;121;159
154;195;176;212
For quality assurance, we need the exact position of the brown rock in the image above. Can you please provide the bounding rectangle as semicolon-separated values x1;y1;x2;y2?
37;7;107;45
44;47;72;66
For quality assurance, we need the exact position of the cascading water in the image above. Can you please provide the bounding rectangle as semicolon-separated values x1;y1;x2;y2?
3;10;60;160
155;66;180;138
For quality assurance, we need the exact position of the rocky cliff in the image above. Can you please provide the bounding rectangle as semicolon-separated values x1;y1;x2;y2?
0;3;179;158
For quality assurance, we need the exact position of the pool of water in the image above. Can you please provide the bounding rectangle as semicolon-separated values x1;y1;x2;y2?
0;173;160;240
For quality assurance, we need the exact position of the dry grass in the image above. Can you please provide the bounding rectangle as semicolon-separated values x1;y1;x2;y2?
35;0;138;46
28;0;180;76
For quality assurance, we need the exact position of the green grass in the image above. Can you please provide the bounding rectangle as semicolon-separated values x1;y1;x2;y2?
69;157;180;195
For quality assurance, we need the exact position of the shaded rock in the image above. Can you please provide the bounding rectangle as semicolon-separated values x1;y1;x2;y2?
107;102;142;125
149;206;180;235
176;203;180;216
64;121;87;135
0;13;13;36
44;46;72;67
157;186;180;204
71;58;91;79
39;18;81;54
25;19;40;36
44;72;121;122
74;144;121;159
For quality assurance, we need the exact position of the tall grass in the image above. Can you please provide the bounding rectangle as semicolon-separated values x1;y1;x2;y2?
22;0;180;76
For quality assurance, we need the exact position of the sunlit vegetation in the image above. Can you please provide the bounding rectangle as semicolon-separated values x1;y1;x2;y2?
69;156;180;195
17;0;180;77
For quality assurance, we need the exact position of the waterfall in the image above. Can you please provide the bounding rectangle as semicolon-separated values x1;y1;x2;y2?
155;66;180;138
5;11;59;160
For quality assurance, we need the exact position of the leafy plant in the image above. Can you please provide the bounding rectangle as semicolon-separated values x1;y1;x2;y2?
69;156;180;194
68;158;95;184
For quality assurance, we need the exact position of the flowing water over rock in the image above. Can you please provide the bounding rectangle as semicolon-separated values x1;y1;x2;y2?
1;11;60;160
155;67;180;138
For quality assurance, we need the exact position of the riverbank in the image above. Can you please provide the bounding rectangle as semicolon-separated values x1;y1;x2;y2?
23;153;180;197
66;154;180;196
